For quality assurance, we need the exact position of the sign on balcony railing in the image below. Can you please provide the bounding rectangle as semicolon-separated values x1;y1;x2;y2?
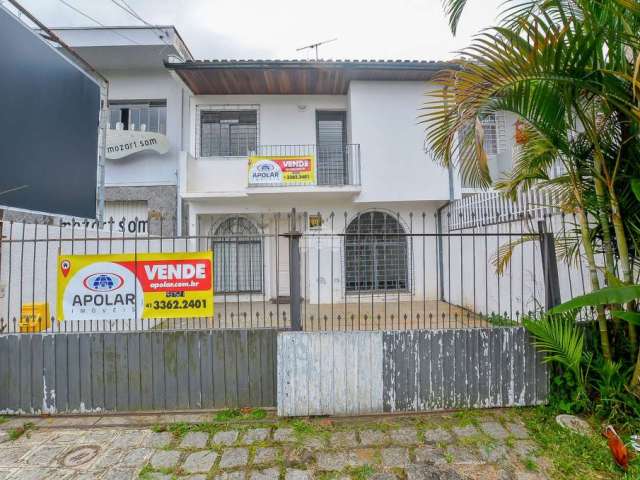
248;155;316;186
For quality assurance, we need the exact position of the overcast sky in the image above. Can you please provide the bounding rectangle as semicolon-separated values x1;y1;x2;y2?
16;0;502;60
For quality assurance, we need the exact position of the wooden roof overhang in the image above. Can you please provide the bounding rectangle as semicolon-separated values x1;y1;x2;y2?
164;59;457;95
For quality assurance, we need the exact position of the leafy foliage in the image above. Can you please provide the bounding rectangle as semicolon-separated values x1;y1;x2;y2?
550;285;640;314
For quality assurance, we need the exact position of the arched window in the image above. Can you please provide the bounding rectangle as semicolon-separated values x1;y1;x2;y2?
211;217;262;293
345;212;408;292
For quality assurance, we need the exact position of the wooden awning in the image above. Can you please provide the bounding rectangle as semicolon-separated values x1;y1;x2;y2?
165;59;456;95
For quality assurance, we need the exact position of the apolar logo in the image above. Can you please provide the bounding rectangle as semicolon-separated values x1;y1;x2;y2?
62;262;144;321
250;159;282;184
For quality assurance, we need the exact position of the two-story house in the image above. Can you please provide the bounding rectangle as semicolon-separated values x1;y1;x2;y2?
166;59;505;305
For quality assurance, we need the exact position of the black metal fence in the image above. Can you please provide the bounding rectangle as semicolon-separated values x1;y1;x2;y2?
0;208;579;334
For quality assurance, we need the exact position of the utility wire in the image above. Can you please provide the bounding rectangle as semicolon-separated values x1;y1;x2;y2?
108;0;171;47
55;0;141;44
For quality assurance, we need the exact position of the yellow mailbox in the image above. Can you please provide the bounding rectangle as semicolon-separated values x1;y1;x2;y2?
19;303;51;333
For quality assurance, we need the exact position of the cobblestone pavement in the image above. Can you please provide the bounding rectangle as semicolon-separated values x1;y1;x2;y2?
0;410;549;480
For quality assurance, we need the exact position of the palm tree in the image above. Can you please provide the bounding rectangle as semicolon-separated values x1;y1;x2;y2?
423;1;640;368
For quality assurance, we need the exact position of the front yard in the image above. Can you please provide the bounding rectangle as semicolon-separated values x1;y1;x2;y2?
0;407;637;479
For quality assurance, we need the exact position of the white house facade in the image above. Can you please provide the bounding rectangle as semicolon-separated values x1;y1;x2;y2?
166;59;486;305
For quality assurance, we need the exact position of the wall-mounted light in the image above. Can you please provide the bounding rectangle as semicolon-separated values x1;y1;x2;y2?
297;105;307;111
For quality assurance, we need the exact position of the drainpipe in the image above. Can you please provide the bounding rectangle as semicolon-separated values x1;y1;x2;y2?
436;201;450;302
435;163;455;301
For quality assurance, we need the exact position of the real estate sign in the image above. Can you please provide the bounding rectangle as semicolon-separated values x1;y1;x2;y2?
57;252;214;321
248;155;316;186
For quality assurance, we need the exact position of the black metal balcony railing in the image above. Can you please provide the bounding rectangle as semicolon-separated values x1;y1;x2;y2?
248;144;361;187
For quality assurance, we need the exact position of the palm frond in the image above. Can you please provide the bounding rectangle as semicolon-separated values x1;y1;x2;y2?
490;234;539;275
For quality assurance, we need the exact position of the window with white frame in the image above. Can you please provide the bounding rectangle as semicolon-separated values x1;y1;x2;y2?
480;112;506;156
200;110;258;157
108;101;166;133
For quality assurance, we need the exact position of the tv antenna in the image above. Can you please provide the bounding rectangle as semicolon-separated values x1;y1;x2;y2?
296;38;337;60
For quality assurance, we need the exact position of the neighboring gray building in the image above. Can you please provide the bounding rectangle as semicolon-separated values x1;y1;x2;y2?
4;26;193;235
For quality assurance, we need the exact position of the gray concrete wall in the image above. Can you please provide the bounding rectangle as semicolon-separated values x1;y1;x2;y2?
105;185;177;236
0;329;277;414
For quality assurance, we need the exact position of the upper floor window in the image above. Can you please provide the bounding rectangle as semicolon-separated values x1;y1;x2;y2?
109;101;167;134
200;110;258;157
480;112;504;156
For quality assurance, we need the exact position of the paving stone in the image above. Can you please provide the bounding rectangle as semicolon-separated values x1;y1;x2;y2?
414;446;447;465
446;446;482;464
316;450;376;470
284;447;315;467
183;450;218;473
423;428;454;444
330;431;358;447
186;476;208;480
71;472;104;480
24;444;67;466
243;428;270;444
506;422;530;439
390;427;419;444
181;432;209;449
353;448;377;465
116;430;148;448
249;467;280;480
316;452;351;471
480;422;510;440
121;447;153;468
212;430;239;445
452;425;479;438
0;431;10;444
7;468;75;480
381;447;410;467
285;469;312;480
273;428;295;442
359;430;388;446
479;444;508;462
144;431;174;448
370;474;397;480
303;436;325;449
51;431;83;443
0;471;11;480
254;447;278;465
215;472;246;480
0;447;29;467
81;429;119;445
405;465;464;480
102;469;137;480
220;448;249;469
513;441;537;458
91;448;124;470
150;449;181;469
514;473;548;480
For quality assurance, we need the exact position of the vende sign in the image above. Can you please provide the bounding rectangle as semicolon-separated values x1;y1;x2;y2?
248;155;316;186
57;252;214;321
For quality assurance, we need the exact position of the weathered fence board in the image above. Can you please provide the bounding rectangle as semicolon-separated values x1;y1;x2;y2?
278;327;548;416
277;331;384;417
0;329;277;414
382;328;548;412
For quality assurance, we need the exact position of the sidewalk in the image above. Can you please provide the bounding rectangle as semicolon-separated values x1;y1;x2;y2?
0;409;547;480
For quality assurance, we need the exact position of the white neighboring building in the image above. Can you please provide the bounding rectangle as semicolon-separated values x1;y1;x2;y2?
50;26;193;235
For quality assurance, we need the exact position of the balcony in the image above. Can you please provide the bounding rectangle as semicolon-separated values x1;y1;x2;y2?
248;144;360;188
180;144;361;198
